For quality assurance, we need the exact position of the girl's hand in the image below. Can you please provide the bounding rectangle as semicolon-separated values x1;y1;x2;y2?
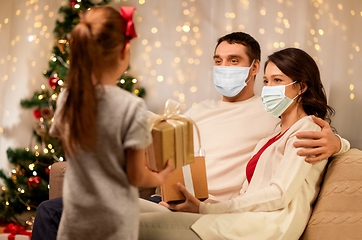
126;148;173;188
159;182;200;213
158;159;173;181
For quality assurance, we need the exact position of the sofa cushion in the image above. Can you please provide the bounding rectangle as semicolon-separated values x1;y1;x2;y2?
300;148;362;240
49;161;67;200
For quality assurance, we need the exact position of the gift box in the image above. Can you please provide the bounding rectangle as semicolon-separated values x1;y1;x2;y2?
0;224;31;240
161;156;208;203
147;100;198;171
0;234;31;240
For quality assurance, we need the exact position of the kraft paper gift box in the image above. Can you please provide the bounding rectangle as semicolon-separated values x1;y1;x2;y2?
161;156;208;203
147;99;196;171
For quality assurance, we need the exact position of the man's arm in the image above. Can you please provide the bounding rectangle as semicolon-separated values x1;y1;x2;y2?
293;115;350;163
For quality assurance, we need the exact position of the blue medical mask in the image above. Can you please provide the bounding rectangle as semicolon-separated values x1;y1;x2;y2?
213;60;255;97
261;81;299;117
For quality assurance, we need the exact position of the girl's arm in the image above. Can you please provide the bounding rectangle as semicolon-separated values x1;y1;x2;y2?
126;147;173;188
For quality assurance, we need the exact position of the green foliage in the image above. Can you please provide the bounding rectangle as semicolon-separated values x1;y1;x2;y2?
0;149;54;224
20;90;52;109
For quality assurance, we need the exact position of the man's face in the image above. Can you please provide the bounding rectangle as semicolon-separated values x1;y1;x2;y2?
213;41;251;67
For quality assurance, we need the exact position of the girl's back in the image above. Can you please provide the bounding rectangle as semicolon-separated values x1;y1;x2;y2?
54;86;150;240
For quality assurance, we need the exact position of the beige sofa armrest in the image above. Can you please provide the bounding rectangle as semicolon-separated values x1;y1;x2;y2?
49;161;67;200
301;148;362;240
48;161;155;199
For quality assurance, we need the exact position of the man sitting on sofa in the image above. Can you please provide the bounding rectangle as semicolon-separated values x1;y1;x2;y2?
31;32;349;240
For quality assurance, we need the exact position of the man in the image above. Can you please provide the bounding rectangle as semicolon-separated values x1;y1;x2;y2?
31;32;349;240
182;32;349;204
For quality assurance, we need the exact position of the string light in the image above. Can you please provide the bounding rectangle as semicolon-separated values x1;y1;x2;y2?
190;86;197;93
1;0;361;179
179;93;185;102
29;163;35;170
182;25;190;32
157;76;163;82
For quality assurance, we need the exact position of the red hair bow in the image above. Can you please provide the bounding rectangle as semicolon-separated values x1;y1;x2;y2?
120;6;137;41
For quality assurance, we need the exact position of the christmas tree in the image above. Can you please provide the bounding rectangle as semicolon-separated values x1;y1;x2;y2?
0;0;145;225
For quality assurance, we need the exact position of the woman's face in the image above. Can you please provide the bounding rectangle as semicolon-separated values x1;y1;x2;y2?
263;61;299;100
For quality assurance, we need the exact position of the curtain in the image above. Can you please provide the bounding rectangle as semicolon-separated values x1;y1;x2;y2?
0;0;361;171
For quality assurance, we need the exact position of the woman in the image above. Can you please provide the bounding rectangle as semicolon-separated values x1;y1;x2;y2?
139;48;334;240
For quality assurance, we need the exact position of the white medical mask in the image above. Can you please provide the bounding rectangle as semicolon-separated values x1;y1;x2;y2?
213;60;255;97
261;81;299;118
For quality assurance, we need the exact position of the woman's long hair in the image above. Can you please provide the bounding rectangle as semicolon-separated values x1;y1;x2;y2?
61;6;127;154
264;48;335;123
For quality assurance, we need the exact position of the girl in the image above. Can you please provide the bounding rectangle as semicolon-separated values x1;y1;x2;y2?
139;48;337;240
50;6;172;240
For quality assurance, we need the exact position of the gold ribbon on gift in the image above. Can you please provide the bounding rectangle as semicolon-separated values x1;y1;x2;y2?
148;99;204;170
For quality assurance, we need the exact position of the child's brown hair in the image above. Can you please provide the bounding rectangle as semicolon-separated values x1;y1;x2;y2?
61;6;127;154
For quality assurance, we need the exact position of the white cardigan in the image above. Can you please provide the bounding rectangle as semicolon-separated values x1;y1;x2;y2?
192;116;328;240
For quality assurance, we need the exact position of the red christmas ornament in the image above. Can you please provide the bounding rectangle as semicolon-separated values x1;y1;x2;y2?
28;176;41;189
45;166;51;175
70;0;77;7
48;76;59;89
33;109;41;119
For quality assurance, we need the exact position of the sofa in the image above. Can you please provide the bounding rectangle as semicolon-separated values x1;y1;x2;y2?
49;148;362;239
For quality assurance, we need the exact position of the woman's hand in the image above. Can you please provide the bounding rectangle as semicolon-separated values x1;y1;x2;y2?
159;182;200;213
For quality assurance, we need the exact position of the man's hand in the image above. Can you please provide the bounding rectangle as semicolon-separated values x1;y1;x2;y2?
159;182;200;213
293;115;341;163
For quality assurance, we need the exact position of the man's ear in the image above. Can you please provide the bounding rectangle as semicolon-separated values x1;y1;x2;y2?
251;59;260;78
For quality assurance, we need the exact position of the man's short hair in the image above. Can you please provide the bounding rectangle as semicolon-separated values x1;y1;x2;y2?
215;32;261;64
